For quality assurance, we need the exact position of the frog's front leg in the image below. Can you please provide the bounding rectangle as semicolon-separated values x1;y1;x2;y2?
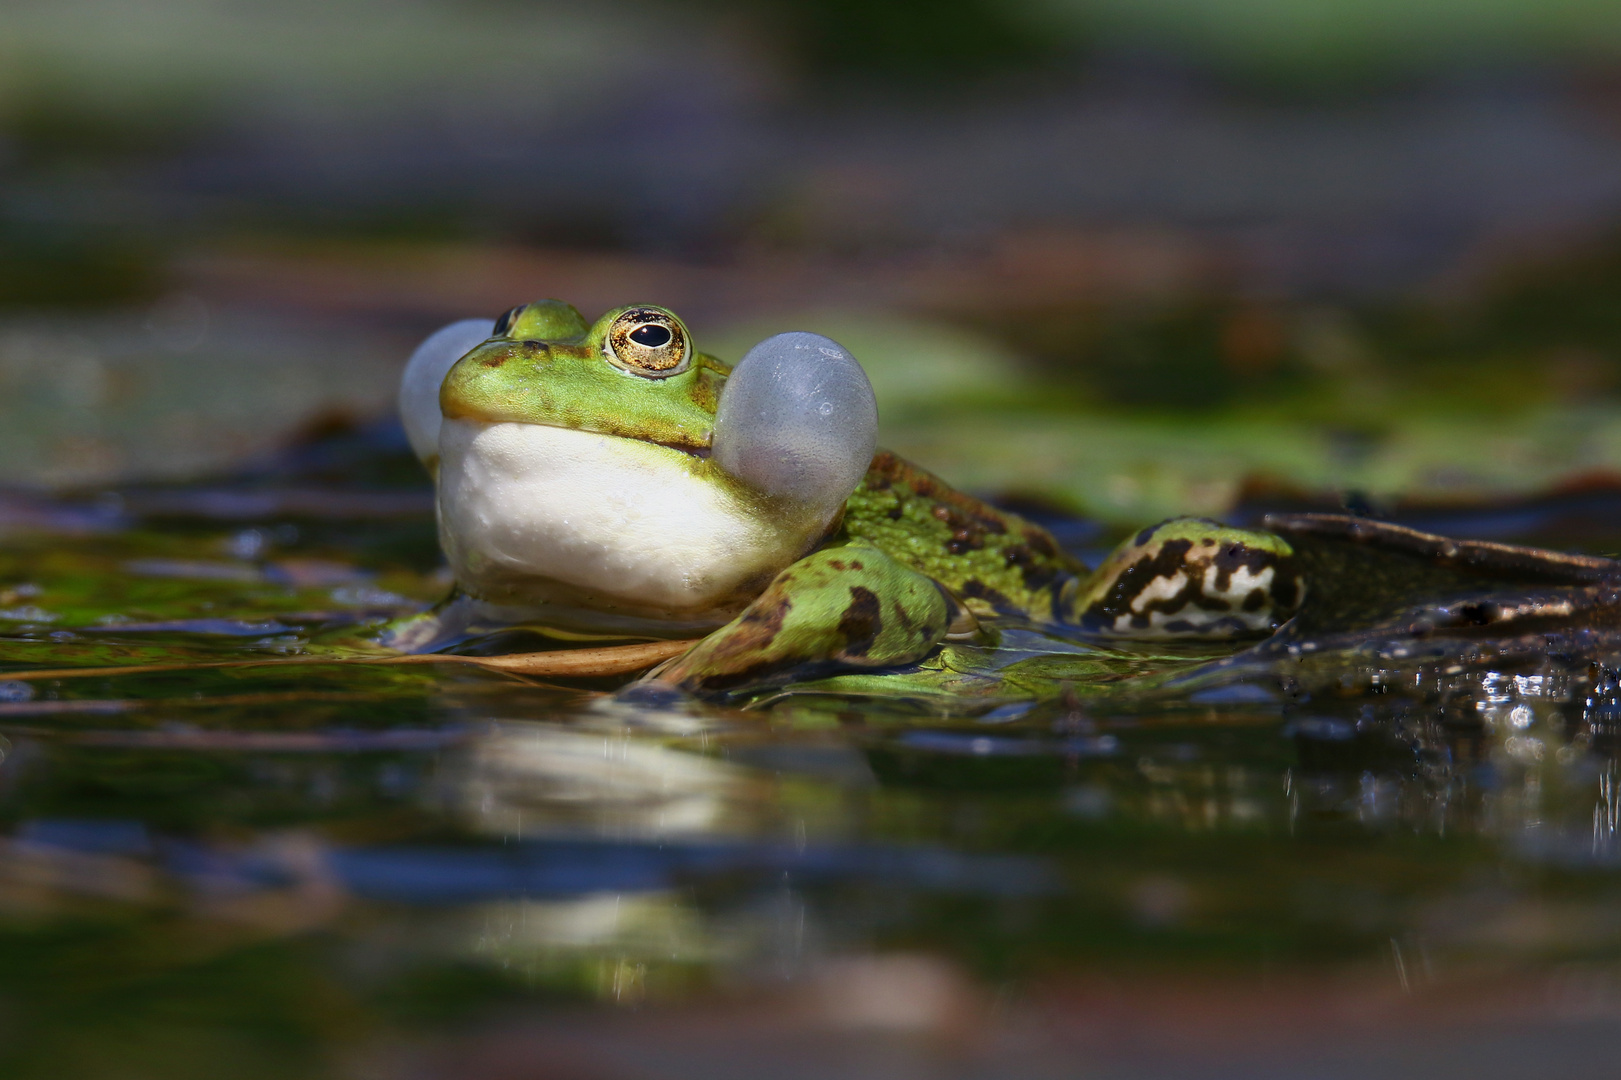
652;545;967;696
1060;517;1306;638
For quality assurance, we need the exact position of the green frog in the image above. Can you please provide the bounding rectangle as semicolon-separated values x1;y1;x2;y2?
386;299;1305;698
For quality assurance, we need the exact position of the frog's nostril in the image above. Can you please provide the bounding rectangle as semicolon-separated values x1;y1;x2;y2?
630;324;672;347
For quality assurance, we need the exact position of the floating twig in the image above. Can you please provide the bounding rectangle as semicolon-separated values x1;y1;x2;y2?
2;638;699;683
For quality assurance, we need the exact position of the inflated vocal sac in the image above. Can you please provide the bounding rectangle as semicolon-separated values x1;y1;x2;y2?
398;318;493;465
711;331;878;523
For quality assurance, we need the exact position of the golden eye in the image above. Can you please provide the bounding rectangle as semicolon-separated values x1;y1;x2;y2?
606;308;689;377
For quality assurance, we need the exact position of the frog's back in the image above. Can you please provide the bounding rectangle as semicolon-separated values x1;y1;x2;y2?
839;451;1086;622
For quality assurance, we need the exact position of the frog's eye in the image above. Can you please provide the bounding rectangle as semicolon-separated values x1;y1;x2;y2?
492;306;526;336
605;308;689;377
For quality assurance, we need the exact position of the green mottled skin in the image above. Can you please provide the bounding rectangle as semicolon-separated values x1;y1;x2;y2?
840;451;1082;622
421;299;1306;698
655;544;954;694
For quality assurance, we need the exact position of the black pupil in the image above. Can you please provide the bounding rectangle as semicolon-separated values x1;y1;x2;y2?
629;323;673;348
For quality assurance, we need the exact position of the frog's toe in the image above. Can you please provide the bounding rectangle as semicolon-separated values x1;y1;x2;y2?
1061;517;1304;638
651;545;955;698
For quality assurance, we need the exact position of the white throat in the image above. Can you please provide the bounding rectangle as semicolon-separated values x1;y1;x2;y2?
436;419;820;623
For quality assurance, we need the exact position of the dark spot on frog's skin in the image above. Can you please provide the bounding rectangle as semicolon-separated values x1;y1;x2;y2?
1210;540;1281;592
681;594;793;693
1004;544;1062;592
1022;529;1057;558
828;560;847;571
836;586;884;657
1243;588;1267;612
892;596;917;634
522;340;547;352
1202;537;1215;546
960;579;1018;615
481;354;508;368
931;503;995;555
929;502;1006;539
739;594;792;636
887;504;904;520
1084;539;1235;626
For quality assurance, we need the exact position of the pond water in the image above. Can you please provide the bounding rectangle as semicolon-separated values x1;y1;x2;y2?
5;432;1621;1079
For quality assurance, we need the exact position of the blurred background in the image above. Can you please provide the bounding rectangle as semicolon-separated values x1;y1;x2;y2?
10;0;1621;520
14;6;1621;1080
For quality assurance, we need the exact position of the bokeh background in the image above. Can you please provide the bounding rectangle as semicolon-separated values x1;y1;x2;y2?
15;5;1621;1080
10;0;1621;522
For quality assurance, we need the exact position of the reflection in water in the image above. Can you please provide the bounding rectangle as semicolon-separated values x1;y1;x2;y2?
453;721;756;839
466;893;715;1002
1277;654;1619;855
11;521;1621;1073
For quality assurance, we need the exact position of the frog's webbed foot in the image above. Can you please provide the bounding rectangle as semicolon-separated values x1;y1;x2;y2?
375;589;507;653
650;545;972;698
1060;517;1305;638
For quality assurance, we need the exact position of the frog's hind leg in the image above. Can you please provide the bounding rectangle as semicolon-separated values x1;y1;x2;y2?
1060;517;1305;638
651;544;970;697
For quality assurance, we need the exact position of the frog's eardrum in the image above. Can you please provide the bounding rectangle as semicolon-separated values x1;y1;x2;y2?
400;319;494;463
713;332;879;519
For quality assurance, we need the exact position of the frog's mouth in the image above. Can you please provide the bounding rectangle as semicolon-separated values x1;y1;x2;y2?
449;410;713;461
628;430;711;459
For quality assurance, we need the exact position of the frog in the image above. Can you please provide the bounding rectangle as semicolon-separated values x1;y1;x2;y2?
385;299;1307;699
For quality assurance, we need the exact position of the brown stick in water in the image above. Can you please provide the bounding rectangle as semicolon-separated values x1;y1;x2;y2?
2;638;699;683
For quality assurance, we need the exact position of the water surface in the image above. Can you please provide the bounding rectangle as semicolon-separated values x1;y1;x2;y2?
5;454;1621;1079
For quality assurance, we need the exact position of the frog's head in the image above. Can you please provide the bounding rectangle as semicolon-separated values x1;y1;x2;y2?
399;300;878;621
432;300;722;456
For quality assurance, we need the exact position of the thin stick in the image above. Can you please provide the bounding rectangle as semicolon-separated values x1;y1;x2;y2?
2;638;700;683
